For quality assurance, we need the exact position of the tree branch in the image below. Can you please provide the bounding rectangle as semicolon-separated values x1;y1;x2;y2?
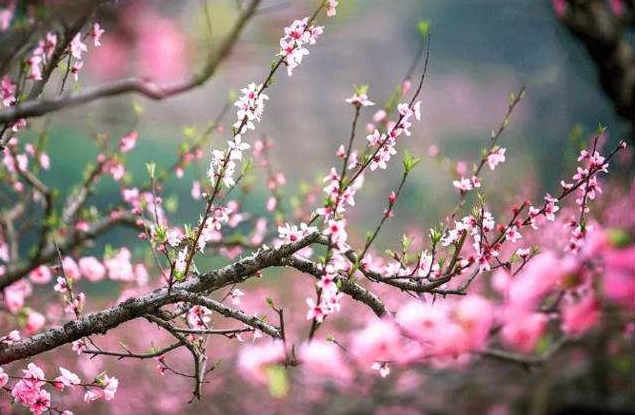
0;0;262;124
0;231;318;364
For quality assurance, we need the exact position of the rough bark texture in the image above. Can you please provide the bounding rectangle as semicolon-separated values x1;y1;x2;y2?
0;232;317;364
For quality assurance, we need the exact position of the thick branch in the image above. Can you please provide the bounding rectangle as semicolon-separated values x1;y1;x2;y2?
174;291;282;338
0;232;318;364
279;254;387;317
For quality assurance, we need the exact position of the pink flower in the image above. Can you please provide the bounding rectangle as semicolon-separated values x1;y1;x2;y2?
395;300;473;357
278;222;316;243
34;32;57;61
371;362;391;377
299;340;351;380
105;248;134;281
53;277;68;293
602;245;635;312
70;33;87;60
487;147;506;170
561;293;600;337
1;74;16;106
27;56;43;80
237;341;286;384
71;60;83;81
108;161;125;181
101;374;119;400
0;330;20;344
230;288;244;306
454;295;494;351
39;153;50;170
351;319;402;367
134;264;149;286
306;297;327;322
62;257;81;280
137;17;188;82
29;265;52;284
24;362;46;385
507;251;568;308
0;9;12;32
71;339;86;355
84;374;118;402
25;310;46;334
186;304;211;328
277;17;323;76
91;23;105;47
326;0;338;17
505;226;522;243
543;193;560;221
500;308;547;353
345;93;374;107
324;218;347;245
119;131;137;153
13;383;50;415
610;0;624;15
191;180;201;199
266;196;276;212
78;256;106;282
453;176;481;192
0;367;8;387
552;0;566;17
54;367;81;390
4;279;32;313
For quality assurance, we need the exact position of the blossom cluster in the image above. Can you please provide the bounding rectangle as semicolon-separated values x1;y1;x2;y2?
2;136;51;194
366;101;421;171
26;23;103;82
559;147;611;253
278;18;323;76
1;362;117;415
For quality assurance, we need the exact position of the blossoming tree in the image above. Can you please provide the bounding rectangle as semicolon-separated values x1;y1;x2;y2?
0;1;633;414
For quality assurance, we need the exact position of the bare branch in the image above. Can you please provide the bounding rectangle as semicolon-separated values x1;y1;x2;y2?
173;291;282;338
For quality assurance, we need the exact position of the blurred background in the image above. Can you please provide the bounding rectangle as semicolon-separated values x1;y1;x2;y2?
3;0;634;414
28;0;634;242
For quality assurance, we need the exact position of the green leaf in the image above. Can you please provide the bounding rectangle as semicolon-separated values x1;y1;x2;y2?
146;162;156;179
165;195;179;214
132;100;144;116
608;228;631;248
353;84;369;95
183;126;197;139
266;365;289;398
401;234;413;251
403;149;422;172
417;19;431;38
596;123;607;134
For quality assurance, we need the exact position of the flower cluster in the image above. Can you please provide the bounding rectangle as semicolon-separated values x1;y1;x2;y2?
559;147;611;253
487;147;506;170
366;101;421;171
278;18;323;76
26;24;103;82
2;136;51;194
1;74;16;107
3;362;117;415
452;175;481;192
